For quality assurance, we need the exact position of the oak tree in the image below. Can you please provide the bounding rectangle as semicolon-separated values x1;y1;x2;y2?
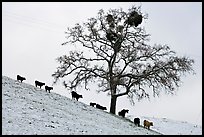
52;6;195;114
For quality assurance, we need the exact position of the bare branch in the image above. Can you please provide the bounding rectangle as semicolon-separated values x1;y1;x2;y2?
53;5;195;111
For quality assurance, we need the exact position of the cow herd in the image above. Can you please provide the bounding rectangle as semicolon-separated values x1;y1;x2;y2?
16;74;154;130
17;75;53;93
117;109;153;129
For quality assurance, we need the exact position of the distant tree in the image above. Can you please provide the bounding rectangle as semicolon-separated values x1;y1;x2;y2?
52;6;195;114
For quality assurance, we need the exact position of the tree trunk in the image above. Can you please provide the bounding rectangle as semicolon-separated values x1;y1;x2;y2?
110;95;117;114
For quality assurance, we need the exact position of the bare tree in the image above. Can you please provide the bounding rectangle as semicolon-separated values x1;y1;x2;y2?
52;6;195;114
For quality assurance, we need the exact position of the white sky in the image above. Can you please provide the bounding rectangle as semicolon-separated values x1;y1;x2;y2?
2;2;202;126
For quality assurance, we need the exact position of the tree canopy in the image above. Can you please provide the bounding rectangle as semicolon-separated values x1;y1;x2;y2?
52;6;195;114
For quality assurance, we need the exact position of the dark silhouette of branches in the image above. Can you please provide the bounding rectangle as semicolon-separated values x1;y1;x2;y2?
52;5;195;114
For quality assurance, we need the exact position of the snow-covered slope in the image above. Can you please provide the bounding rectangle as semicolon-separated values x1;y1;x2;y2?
126;116;202;135
2;76;161;135
143;116;202;135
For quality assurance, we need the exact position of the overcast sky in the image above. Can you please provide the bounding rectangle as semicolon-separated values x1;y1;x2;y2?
2;2;202;126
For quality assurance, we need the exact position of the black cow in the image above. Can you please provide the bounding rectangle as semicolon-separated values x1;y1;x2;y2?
35;80;45;88
17;75;26;83
96;104;107;110
90;102;96;107
45;85;53;93
134;117;140;127
71;91;83;101
118;109;129;118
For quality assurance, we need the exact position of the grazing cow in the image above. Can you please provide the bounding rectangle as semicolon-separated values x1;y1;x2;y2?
118;109;129;118
45;85;53;93
134;117;140;127
35;80;45;88
17;75;26;83
90;102;96;107
96;104;107;110
143;120;153;129
71;91;83;101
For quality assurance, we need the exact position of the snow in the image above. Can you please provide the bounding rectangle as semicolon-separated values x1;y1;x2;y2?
2;76;202;135
126;116;202;135
145;117;202;135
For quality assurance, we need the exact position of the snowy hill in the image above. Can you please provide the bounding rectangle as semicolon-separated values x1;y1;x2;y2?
2;76;202;135
2;76;161;135
145;117;202;135
126;116;202;135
